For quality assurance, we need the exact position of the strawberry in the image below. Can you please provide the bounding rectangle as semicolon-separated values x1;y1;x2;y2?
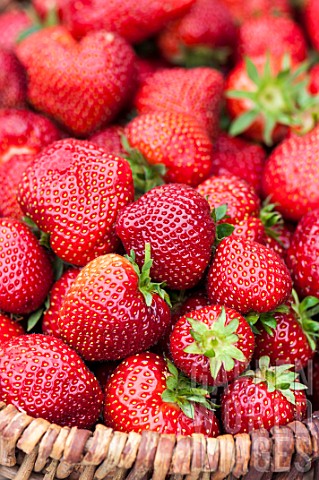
42;267;80;338
134;67;224;140
237;16;307;63
34;0;195;44
285;209;319;298
115;183;215;290
157;0;238;68
253;290;319;370
0;217;54;315
0;48;26;109
226;55;314;146
0;9;32;51
0;154;35;220
262;220;294;259
0;312;25;343
262;127;319;222
169;305;254;387
304;0;319;52
16;26;137;136
104;352;220;436
0;334;103;428
17;138;134;266
59;245;171;361
125;112;214;188
207;236;292;314
210;133;266;195
230;217;265;243
221;356;307;434
219;0;292;24
89;125;125;156
196;174;260;224
0;108;61;165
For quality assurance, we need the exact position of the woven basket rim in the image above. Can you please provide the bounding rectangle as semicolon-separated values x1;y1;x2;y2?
0;401;318;479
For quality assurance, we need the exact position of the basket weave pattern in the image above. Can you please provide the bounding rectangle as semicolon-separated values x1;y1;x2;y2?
0;402;318;479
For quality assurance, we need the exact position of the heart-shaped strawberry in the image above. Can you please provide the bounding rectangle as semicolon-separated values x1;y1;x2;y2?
16;26;136;136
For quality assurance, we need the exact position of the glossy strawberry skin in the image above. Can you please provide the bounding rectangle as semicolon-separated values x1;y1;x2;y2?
89;125;125;156
207;237;292;314
237;16;307;63
0;49;26;109
104;352;220;436
196;174;260;223
304;0;319;51
134;67;224;140
262;127;319;222
17;139;134;266
221;376;307;434
285;210;319;298
210;133;266;195
125;112;214;187
16;27;137;136
0;312;25;343
0;109;61;165
42;267;81;338
59;254;171;361
219;0;292;24
170;305;254;386
0;334;103;429
37;0;195;43
116;184;215;290
231;217;265;243
0;154;35;220
0;218;54;315
254;311;314;370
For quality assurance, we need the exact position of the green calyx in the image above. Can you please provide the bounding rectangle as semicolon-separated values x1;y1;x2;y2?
161;359;216;419
291;289;319;351
183;307;246;379
242;356;307;405
246;304;289;336
17;6;59;43
210;204;235;244
260;197;284;242
227;55;318;145
121;135;166;198
125;243;171;308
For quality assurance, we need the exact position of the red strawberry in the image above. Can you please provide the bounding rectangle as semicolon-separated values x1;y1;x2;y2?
0;154;35;220
237;16;307;63
33;0;195;43
16;26;137;136
116;183;216;290
42;267;81;338
262;220;294;259
59;245;171;361
170;305;254;386
219;0;292;24
304;0;319;52
0;334;103;428
196;174;260;224
253;290;319;370
0;9;32;51
157;0;238;68
285;209;319;298
104;352;220;436
262;127;319;222
221;356;307;434
231;217;265;243
89;125;125;156
0;217;54;315
210;133;266;195
226;55;312;145
0;312;25;343
0;109;61;165
17;138;134;266
134;67;224;140
125;112;214;188
0;48;26;108
207;236;292;314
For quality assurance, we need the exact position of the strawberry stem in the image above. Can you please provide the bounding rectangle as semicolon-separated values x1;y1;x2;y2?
291;289;319;351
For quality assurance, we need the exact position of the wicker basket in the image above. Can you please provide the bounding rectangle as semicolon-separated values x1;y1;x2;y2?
0;401;318;480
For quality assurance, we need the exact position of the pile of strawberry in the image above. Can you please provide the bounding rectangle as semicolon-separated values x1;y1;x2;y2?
0;0;319;439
